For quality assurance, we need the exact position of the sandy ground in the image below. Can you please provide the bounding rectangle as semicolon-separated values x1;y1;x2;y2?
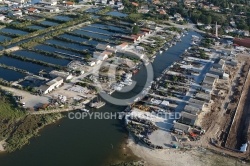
0;140;6;152
0;85;49;109
127;136;247;166
128;139;203;166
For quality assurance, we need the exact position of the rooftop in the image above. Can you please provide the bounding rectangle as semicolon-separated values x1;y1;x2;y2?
119;42;128;47
195;92;211;101
184;104;200;114
188;98;206;108
174;122;190;132
203;75;216;85
181;111;198;121
46;77;63;86
206;73;219;79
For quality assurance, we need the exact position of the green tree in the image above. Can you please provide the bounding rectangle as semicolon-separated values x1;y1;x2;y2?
132;25;139;34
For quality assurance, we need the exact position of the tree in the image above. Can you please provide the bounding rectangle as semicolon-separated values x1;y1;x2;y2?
132;25;139;34
85;54;91;59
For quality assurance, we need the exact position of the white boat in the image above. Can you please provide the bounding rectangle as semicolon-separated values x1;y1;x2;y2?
134;97;141;102
81;108;89;113
191;41;197;45
89;101;106;108
159;50;163;54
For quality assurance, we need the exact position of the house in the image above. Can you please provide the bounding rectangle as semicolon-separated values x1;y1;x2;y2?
138;5;149;13
120;35;136;42
138;9;149;14
176;17;184;22
64;1;75;6
96;44;110;51
184;105;201;115
180;111;198;126
103;50;113;57
40;0;57;6
43;6;60;12
116;42;128;50
131;2;139;7
141;28;151;34
38;77;63;94
116;1;123;6
204;25;212;30
109;0;114;5
88;61;96;66
159;9;166;15
174;13;182;18
79;0;92;3
117;2;123;6
8;10;22;17
173;121;191;134
27;8;38;13
117;5;124;10
152;0;160;5
93;51;108;60
101;0;107;4
106;47;117;53
131;34;141;41
49;70;73;81
12;0;27;3
0;14;6;21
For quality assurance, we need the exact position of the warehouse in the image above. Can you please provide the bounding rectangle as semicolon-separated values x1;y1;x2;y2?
38;77;63;94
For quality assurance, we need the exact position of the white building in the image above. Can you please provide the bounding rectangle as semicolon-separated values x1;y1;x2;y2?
8;10;22;17
39;77;63;94
88;61;96;66
40;0;57;6
49;70;73;81
96;44;110;51
109;0;114;5
116;42;128;50
101;0;107;4
0;14;6;21
93;51;108;60
44;6;60;12
11;0;27;3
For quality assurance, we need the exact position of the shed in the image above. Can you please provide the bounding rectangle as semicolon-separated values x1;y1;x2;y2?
180;111;198;125
173;122;191;133
184;105;200;115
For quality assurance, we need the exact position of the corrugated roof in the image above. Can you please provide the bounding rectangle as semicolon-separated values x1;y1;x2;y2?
174;122;190;132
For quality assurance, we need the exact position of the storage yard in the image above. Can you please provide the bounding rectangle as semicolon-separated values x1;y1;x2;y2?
123;35;250;161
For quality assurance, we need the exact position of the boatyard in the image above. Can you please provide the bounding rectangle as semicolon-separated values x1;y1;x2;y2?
0;1;249;166
122;34;250;162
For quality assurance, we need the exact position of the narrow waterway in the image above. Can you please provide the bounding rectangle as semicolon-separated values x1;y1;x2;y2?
0;31;200;166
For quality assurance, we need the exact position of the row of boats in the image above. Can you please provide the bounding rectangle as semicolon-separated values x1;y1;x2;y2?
79;100;106;112
159;31;188;54
112;73;133;91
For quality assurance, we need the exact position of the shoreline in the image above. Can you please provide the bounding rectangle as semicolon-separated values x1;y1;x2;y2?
0;113;63;153
126;134;248;166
